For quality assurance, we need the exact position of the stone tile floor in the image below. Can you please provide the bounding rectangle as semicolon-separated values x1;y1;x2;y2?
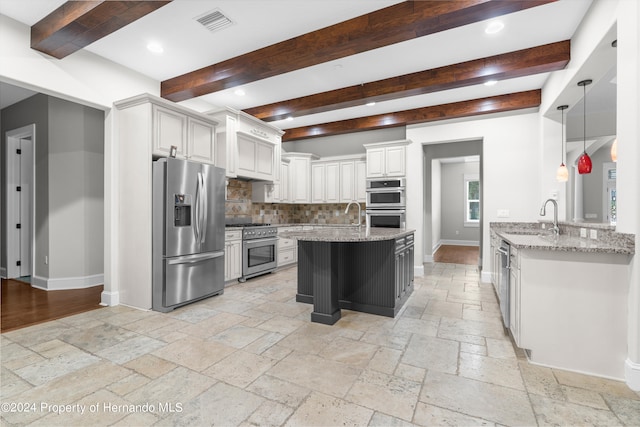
2;263;639;426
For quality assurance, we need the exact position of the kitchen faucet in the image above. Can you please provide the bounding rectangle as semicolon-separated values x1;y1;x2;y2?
539;198;560;236
345;201;362;227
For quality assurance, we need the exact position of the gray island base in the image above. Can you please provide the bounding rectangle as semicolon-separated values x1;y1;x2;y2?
280;227;415;325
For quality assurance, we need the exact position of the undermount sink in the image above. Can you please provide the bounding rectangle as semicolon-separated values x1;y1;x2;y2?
501;230;543;236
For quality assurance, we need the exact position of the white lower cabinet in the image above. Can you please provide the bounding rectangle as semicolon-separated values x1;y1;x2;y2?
277;226;301;267
224;230;242;282
508;247;520;346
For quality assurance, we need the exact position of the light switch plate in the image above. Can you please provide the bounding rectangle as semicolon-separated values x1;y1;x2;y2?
497;209;510;218
580;228;587;238
589;229;598;239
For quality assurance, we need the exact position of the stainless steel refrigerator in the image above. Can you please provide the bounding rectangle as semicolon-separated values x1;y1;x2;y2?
152;158;225;312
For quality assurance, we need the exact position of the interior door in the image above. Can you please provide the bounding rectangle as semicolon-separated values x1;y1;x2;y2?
6;128;34;279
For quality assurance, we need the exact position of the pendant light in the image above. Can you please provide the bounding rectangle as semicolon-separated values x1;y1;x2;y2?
611;138;617;162
556;105;569;182
577;79;592;174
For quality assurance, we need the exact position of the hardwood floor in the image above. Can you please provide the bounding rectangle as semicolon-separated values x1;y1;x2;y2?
0;279;104;333
433;245;479;265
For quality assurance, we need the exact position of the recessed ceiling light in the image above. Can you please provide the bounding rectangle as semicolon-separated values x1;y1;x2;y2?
366;101;376;107
484;80;498;86
485;21;504;34
146;42;163;54
234;89;245;96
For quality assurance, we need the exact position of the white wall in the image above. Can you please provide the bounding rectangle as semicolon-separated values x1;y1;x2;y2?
0;14;159;302
0;15;158;110
616;0;640;390
408;112;541;274
431;159;441;256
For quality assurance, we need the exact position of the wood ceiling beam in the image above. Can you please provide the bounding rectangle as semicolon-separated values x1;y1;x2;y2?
281;90;541;141
245;41;569;122
161;0;556;102
31;1;172;59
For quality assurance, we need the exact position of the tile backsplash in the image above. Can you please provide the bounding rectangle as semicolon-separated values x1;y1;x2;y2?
225;178;364;224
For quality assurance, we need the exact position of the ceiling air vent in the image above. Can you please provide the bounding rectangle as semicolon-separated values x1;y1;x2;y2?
196;9;234;33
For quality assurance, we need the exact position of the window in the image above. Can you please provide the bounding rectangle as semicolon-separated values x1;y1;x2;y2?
464;174;480;227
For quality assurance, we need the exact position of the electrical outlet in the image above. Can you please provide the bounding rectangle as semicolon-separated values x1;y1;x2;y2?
551;190;558;200
580;228;587;238
589;229;598;239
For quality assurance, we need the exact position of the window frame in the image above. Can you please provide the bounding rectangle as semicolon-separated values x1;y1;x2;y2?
464;173;480;227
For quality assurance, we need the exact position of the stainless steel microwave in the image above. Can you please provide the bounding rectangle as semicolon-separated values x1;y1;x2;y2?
366;178;406;208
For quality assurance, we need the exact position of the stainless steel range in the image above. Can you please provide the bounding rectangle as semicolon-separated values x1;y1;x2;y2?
233;223;278;282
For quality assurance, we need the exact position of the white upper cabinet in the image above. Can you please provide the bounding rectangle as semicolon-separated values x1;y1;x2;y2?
283;153;318;203
152;105;187;157
364;140;410;178
150;102;216;164
188;116;216;164
209;107;284;180
355;160;367;202
311;161;340;203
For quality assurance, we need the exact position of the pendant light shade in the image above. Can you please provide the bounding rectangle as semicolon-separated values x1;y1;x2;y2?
556;105;569;182
577;79;592;174
611;138;617;162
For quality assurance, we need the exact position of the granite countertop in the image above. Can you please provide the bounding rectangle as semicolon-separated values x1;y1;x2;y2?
280;227;415;242
491;222;635;255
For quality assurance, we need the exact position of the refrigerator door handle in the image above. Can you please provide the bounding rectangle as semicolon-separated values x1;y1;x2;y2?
201;172;208;244
167;251;224;265
194;172;203;244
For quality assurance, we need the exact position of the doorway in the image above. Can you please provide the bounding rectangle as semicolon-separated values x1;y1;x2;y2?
423;139;483;268
5;124;35;281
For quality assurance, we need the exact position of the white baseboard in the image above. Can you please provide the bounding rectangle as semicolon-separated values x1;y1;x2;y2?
0;267;6;278
414;265;424;277
31;274;104;291
432;242;441;254
439;239;480;247
101;290;119;306
625;358;640;391
423;255;434;263
481;271;493;284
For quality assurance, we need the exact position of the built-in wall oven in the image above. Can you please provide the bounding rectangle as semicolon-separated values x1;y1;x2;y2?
367;209;406;228
366;178;406;209
240;224;278;282
366;178;406;228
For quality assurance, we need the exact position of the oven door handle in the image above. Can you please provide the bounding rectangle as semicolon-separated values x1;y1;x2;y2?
366;209;406;215
244;237;279;247
366;187;405;193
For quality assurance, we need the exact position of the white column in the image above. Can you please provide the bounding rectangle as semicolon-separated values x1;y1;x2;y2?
616;0;640;391
573;167;584;222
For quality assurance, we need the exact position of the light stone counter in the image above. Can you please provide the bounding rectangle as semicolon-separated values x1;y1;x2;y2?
279;226;415;242
491;222;634;255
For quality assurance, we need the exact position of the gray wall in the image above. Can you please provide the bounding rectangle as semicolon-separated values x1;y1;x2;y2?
440;161;481;242
1;94;50;277
1;94;104;280
282;127;406;156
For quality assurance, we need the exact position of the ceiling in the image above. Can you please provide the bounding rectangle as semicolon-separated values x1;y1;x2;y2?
1;0;613;142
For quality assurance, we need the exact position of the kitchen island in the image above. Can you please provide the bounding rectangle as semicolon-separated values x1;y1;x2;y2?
490;222;635;380
279;227;415;325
